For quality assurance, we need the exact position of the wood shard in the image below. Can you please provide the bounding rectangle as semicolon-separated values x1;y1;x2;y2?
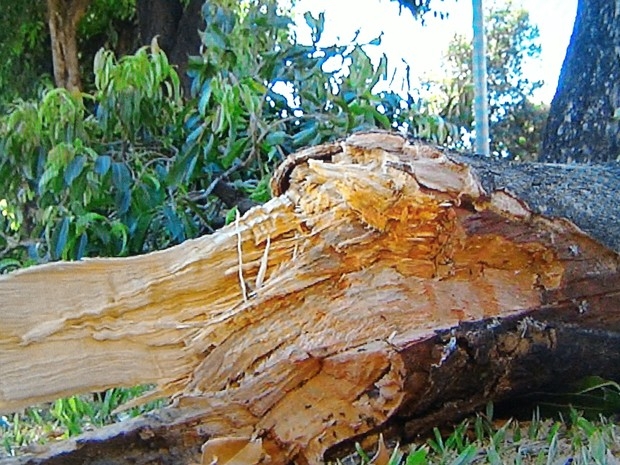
1;131;619;465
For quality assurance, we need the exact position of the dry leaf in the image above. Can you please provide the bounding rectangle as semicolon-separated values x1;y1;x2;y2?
201;436;264;465
370;434;391;465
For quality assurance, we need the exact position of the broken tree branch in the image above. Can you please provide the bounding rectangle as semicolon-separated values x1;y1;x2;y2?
1;131;619;464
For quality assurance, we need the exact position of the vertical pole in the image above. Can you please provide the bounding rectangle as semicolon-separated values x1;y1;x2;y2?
472;0;490;156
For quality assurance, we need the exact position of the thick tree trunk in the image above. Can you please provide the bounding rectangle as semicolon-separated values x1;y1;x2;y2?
136;0;183;55
541;0;620;162
136;0;203;95
46;0;89;91
169;0;204;93
1;132;619;464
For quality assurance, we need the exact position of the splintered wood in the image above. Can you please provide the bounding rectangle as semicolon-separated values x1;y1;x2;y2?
1;131;619;465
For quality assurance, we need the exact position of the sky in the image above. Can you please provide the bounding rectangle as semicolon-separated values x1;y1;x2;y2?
290;0;578;104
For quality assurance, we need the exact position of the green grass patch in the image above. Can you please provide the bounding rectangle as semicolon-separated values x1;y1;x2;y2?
344;408;619;465
2;390;619;463
0;385;164;457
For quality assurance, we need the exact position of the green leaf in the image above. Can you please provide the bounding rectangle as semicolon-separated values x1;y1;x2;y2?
202;30;226;50
405;448;428;465
112;162;131;190
167;148;199;188
249;177;272;203
486;447;502;465
369;35;382;46
38;166;61;195
292;124;318;147
387;447;404;465
64;155;86;186
449;444;478;465
198;79;213;116
575;376;620;394
170;133;213;187
372;107;392;129
94;155;112;175
0;258;21;273
265;131;287;146
163;205;185;243
221;137;248;168
115;189;131;215
354;442;371;465
54;217;70;259
185;122;205;148
76;232;88;259
224;206;238;225
304;11;325;43
110;222;129;255
141;173;161;192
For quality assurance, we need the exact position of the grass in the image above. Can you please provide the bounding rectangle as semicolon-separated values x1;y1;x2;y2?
0;385;164;457
1;384;619;463
345;407;619;465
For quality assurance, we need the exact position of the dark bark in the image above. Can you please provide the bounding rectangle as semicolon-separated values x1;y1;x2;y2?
136;0;203;95
168;0;204;95
456;154;620;253
541;0;620;162
136;0;183;55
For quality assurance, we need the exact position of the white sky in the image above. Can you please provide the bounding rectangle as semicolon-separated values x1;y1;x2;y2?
291;0;577;104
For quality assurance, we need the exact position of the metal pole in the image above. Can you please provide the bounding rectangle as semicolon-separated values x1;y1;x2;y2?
472;0;490;156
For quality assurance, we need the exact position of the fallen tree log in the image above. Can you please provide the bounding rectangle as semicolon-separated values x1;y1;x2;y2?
1;131;619;464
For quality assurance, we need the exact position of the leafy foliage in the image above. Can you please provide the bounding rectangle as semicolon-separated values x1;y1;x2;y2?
0;45;185;265
390;0;451;21
0;0;138;110
423;0;548;159
0;0;452;270
0;1;51;108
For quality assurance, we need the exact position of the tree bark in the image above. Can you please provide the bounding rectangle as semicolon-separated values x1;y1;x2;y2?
1;132;619;464
541;0;620;162
136;0;203;95
46;0;90;91
136;0;183;56
169;0;204;94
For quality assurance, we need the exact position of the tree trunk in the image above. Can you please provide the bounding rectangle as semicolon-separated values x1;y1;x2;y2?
1;132;619;464
136;0;203;95
136;0;183;56
46;0;90;91
541;0;620;162
169;0;204;94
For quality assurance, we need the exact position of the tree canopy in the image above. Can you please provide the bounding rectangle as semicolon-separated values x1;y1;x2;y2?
422;2;548;159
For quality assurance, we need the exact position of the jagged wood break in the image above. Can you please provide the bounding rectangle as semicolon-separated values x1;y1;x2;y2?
1;131;619;465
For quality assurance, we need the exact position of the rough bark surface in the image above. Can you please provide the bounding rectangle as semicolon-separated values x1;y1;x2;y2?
1;132;619;464
541;0;620;162
454;156;620;253
136;0;203;95
46;0;89;91
136;0;183;56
